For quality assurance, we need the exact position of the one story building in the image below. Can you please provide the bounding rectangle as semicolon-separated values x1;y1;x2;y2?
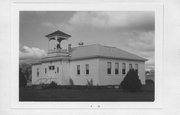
32;30;147;86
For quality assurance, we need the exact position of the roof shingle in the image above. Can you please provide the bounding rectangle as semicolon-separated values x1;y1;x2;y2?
70;44;147;61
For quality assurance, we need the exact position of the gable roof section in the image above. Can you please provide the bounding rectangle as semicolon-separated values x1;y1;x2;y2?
45;30;71;38
70;44;147;61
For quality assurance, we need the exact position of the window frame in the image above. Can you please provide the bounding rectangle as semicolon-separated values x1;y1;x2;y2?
77;65;80;75
37;68;39;77
49;66;55;70
45;68;47;74
115;63;119;75
52;66;54;70
129;64;133;70
135;64;138;73
107;62;112;74
122;63;126;75
57;67;59;73
86;64;89;75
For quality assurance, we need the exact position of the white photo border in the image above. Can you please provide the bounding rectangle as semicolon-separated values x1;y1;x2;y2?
11;2;164;109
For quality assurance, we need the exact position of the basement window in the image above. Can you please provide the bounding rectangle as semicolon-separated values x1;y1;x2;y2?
107;62;111;74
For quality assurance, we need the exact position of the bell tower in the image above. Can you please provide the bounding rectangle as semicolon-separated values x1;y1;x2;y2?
45;30;71;55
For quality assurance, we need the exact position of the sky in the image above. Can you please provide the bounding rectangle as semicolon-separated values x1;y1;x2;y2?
19;11;155;70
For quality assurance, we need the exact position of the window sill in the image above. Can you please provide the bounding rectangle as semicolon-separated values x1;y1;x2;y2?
106;74;124;76
76;74;91;76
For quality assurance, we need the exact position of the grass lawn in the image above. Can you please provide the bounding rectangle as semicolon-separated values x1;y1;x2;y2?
19;85;154;102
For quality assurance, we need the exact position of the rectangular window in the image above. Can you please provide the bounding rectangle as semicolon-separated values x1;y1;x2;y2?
86;64;89;75
49;66;55;70
57;67;59;73
115;63;119;74
45;68;47;74
129;64;133;70
107;62;111;74
52;66;54;70
122;63;126;74
37;68;39;77
135;64;138;73
77;65;80;75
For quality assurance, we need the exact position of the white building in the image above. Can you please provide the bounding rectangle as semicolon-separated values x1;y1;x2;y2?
32;30;147;86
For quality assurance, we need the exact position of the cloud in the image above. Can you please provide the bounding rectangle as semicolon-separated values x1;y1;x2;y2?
68;11;154;31
39;11;155;69
121;31;154;69
126;31;154;52
41;21;75;32
42;22;55;28
19;45;47;60
41;11;154;32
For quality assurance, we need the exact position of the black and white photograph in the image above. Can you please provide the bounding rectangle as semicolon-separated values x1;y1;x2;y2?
19;11;155;102
2;0;180;114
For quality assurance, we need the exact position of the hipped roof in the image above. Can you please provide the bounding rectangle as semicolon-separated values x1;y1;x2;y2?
70;44;147;61
45;30;71;38
35;44;147;64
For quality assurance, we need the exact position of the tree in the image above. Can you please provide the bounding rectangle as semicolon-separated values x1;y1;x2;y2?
19;68;27;88
19;63;32;82
86;78;93;86
47;81;58;89
120;69;142;92
69;78;74;86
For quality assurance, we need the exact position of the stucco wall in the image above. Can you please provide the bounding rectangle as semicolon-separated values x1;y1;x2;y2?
32;61;71;85
41;61;62;85
70;59;99;85
61;60;70;85
32;58;145;85
32;64;42;85
98;58;146;85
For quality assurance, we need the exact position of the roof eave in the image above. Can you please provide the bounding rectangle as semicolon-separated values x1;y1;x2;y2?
45;30;71;38
70;55;147;62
